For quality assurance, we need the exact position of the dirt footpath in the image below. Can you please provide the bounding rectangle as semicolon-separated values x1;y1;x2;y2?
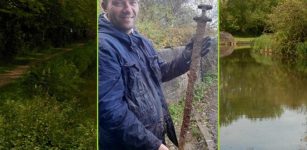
0;47;73;88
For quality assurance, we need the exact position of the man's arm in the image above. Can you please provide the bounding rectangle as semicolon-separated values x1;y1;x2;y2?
157;37;213;82
158;50;191;82
99;46;162;150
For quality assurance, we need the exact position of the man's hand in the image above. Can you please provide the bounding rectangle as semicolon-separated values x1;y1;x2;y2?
158;144;169;150
183;36;212;60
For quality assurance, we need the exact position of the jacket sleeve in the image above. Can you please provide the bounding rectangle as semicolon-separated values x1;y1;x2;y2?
158;49;191;82
99;45;162;150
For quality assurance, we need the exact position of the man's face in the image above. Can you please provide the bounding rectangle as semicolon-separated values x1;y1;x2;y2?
104;0;139;33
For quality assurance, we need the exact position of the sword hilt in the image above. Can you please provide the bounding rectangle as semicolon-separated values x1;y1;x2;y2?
193;4;212;23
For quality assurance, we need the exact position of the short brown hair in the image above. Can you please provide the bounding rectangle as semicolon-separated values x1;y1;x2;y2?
102;0;109;10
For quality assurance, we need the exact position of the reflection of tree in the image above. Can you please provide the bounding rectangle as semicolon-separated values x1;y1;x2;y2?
220;49;307;126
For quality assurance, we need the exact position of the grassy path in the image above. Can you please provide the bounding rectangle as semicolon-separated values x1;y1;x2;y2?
0;44;85;87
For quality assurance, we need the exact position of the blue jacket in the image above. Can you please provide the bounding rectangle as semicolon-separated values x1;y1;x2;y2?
99;14;191;150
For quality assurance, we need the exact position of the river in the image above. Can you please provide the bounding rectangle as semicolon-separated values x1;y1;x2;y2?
220;48;307;149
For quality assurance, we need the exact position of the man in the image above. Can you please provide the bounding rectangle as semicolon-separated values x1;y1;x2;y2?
99;0;212;149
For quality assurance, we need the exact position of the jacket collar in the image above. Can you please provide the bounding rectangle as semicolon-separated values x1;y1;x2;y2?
99;13;143;47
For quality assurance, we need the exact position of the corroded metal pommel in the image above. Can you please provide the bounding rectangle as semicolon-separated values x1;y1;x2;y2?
193;4;212;23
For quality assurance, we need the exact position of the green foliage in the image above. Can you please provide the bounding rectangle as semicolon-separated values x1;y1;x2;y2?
220;0;279;35
0;0;96;61
267;0;307;56
0;41;97;149
194;83;206;102
194;74;217;103
252;34;278;52
0;97;96;149
169;74;217;125
23;41;96;101
136;0;196;49
293;57;307;74
296;41;307;59
203;73;218;86
67;42;97;73
191;123;202;140
137;21;194;49
168;100;184;125
24;60;83;101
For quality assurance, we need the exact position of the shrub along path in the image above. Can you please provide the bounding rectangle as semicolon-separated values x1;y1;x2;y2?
0;45;85;87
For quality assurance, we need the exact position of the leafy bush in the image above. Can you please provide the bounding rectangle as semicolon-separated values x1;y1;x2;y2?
0;40;96;149
296;41;307;59
137;21;194;49
0;41;97;147
0;0;96;61
0;96;96;149
23;60;82;101
136;1;196;49
252;34;278;53
22;41;96;101
220;0;279;35
66;42;97;73
168;100;184;125
267;0;307;56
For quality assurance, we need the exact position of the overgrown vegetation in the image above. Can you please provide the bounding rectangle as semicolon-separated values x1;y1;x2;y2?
0;1;97;149
168;73;217;147
169;99;184;125
168;89;204;127
252;34;277;52
137;21;194;49
0;0;96;62
266;0;307;57
296;42;307;59
23;42;96;101
220;0;279;36
0;41;97;149
136;0;212;49
169;73;217;124
222;0;306;59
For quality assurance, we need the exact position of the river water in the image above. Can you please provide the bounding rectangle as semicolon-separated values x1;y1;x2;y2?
220;48;307;149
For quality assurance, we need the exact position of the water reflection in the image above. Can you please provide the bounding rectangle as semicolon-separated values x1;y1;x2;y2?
220;45;235;58
220;48;307;149
221;110;307;149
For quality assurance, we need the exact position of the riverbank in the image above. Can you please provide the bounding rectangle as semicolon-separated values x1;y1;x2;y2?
233;36;256;49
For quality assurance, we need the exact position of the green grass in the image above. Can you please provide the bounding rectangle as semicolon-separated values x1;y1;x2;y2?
169;74;217;125
169;100;184;125
234;45;252;50
0;65;15;73
0;40;97;149
0;47;69;74
252;34;277;51
79;64;97;119
191;121;202;140
233;36;258;50
234;36;257;42
203;73;218;87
